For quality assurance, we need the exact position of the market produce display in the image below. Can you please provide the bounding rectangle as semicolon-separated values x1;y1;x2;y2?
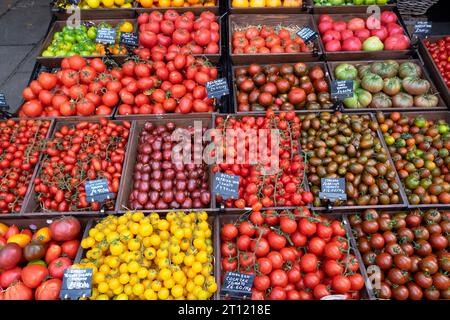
33;120;130;212
349;209;449;300
214;110;313;209
377;112;450;205
77;211;217;300
314;0;389;6
234;63;334;112
423;36;450;89
137;11;220;55
300;112;403;207
0;218;81;300
220;208;367;300
232;24;314;54
0;119;51;214
41;22;134;57
231;0;302;7
318;11;410;52
128;122;211;210
1;0;449;303
20;56;123;117
333;60;440;109
115;55;217;115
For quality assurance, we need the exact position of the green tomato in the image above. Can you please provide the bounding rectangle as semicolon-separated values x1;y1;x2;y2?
335;63;358;80
439;148;449;158
87;27;97;40
63;33;76;43
66;51;76;57
384;135;395;146
364;0;376;4
353;0;364;4
405;175;420;190
55;50;67;56
438;123;449;134
420;178;432;190
414;116;427;128
376;0;388;4
28;260;47;266
41;50;54;57
330;0;345;4
81;50;92;56
98;23;112;29
62;26;74;33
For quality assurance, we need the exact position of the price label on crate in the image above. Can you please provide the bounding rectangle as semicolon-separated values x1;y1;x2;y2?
85;179;115;203
296;26;318;43
213;173;240;200
96;27;116;45
0;93;8;109
60;268;93;300
413;21;433;37
206;78;229;99
119;32;138;48
221;272;254;299
331;80;354;100
319;178;347;202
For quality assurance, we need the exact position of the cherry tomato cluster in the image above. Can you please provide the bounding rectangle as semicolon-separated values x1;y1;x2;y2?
350;209;450;300
213;110;313;209
0;217;81;300
137;10;220;56
0;119;51;213
232;25;314;54
220;208;366;300
33;120;130;212
116;54;217;115
424;36;450;88
20;56;120;117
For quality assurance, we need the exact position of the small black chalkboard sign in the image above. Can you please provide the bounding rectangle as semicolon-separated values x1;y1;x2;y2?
206;78;229;99
319;178;347;202
60;268;93;300
0;93;8;109
221;272;254;299
119;32;138;48
96;28;116;45
296;26;318;43
413;21;433;37
331;80;354;100
213;173;240;200
85;179;115;203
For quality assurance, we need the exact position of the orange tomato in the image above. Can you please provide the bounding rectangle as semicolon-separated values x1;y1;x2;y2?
7;234;31;248
172;0;184;6
0;223;8;237
34;227;52;244
141;0;154;7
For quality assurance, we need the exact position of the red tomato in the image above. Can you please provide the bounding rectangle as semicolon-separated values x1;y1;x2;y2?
21;264;48;289
48;257;72;279
270;269;288;287
61;240;80;259
300;253;318;273
35;279;62;300
257;257;273;275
